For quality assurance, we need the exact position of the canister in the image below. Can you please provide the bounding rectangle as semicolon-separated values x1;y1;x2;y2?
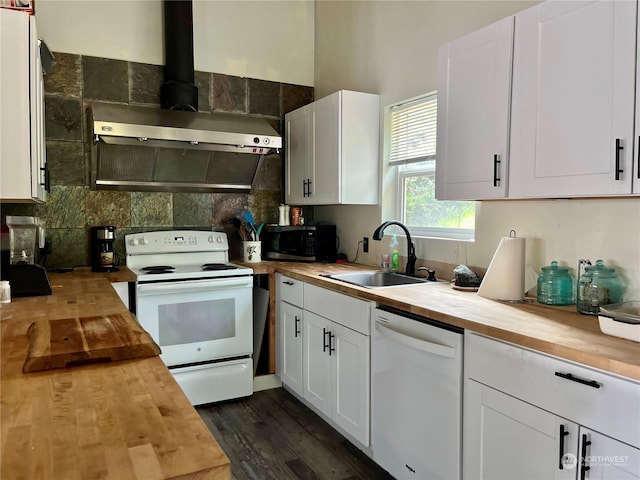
537;261;573;305
577;259;623;315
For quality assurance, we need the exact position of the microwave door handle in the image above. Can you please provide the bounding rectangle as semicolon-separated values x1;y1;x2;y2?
138;278;251;295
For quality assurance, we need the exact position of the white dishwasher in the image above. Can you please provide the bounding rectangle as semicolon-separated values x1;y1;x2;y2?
371;306;463;480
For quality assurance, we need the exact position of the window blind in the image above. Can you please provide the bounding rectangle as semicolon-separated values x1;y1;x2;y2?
388;93;437;166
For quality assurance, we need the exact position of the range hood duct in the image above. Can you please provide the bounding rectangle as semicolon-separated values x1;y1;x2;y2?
90;103;282;193
161;0;198;111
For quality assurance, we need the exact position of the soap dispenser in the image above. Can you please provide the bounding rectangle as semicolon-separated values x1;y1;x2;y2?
389;234;400;273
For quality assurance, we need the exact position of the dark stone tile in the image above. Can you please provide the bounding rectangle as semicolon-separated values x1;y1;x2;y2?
253;152;282;191
282;83;314;115
46;228;89;269
211;193;248;227
195;71;211;112
0;203;37;224
82;56;128;103
248;190;281;226
44;52;82;98
46;140;85;186
35;186;86;228
129;62;163;105
85;190;131;227
130;192;173;227
248;79;280;118
45;96;83;141
212;74;246;113
173;193;212;227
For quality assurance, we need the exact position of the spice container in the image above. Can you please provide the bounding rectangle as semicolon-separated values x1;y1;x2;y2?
576;259;623;316
537;261;573;305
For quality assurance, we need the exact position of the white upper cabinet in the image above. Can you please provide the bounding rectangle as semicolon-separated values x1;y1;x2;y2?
509;0;637;198
436;16;514;200
285;90;379;205
0;9;48;202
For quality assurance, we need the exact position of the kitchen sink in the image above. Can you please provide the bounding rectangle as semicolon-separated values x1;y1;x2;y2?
321;271;439;288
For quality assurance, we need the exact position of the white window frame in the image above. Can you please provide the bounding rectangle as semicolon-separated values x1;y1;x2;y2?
387;92;475;241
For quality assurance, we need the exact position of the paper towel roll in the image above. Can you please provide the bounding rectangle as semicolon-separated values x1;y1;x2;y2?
477;235;526;301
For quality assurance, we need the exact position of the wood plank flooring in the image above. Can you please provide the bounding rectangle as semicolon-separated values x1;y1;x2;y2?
197;388;392;480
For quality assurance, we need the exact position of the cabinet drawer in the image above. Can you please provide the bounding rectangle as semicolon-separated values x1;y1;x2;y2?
304;283;371;335
466;332;640;447
277;274;303;307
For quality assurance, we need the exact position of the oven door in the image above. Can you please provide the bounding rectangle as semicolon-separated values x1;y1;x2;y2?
136;276;253;367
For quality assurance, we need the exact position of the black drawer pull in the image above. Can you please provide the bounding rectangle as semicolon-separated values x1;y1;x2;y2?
555;371;601;389
558;424;570;469
282;280;294;286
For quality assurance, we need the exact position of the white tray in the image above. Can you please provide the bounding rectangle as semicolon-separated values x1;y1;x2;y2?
598;315;640;343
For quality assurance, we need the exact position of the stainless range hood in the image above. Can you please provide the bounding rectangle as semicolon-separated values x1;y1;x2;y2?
90;102;282;193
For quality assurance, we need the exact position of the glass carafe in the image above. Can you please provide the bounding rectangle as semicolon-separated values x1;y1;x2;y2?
577;259;623;315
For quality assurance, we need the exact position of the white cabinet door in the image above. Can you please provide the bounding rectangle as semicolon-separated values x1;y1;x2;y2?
279;301;303;397
509;0;636;198
435;16;514;200
464;379;579;480
580;428;640;479
331;324;369;446
0;10;46;202
285;104;312;205
302;310;332;417
311;92;341;204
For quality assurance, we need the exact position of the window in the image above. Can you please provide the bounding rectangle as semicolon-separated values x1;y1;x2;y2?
388;92;475;241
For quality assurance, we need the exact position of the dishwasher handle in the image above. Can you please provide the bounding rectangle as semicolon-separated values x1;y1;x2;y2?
375;320;455;358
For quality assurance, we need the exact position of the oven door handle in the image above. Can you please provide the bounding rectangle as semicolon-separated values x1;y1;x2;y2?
138;278;251;295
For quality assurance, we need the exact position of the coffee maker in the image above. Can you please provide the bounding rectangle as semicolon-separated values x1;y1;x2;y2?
90;226;119;272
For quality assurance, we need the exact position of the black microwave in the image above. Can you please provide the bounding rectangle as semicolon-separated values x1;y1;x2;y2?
262;225;336;262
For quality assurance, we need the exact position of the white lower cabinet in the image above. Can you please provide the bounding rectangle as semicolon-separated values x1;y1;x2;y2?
464;332;640;480
276;275;372;448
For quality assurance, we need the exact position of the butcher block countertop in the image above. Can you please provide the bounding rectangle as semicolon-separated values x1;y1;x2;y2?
0;268;230;480
248;261;640;381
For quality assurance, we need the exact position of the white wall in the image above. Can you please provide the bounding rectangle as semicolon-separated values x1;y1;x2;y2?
35;0;315;86
314;0;640;300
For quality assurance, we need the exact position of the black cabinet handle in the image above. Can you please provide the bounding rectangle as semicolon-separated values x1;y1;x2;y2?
615;138;624;180
493;154;501;187
307;178;312;196
328;331;335;356
555;371;601;389
637;136;639;180
322;327;329;352
558;424;570;469
294;315;300;338
40;163;51;193
282;280;294;286
580;433;592;480
303;179;308;197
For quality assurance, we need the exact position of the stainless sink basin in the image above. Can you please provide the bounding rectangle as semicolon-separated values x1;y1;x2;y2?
321;271;438;288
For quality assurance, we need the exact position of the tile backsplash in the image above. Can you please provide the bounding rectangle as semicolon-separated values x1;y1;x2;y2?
0;52;314;268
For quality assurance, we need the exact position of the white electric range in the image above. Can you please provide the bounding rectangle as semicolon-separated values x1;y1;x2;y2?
125;230;254;405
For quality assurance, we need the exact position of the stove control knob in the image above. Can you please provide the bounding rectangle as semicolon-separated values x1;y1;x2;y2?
216;236;224;243
140;237;149;245
208;235;214;243
130;238;139;246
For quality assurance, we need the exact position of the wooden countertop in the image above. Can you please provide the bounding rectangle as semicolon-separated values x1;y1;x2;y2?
249;260;640;381
0;267;230;480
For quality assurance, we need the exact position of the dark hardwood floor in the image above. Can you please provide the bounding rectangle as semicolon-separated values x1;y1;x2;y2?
197;387;393;480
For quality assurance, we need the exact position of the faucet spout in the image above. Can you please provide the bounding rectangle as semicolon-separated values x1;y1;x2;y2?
372;221;417;276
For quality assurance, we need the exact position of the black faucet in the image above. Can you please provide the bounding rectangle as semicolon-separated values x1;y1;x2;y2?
372;221;417;276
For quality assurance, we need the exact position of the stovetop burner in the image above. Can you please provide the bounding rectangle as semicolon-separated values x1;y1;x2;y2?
141;265;176;274
202;263;239;271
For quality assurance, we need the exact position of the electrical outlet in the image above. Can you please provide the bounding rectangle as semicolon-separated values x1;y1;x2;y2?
363;237;369;253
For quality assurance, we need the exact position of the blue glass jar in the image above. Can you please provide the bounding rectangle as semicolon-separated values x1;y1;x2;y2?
537;261;573;305
577;259;623;316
